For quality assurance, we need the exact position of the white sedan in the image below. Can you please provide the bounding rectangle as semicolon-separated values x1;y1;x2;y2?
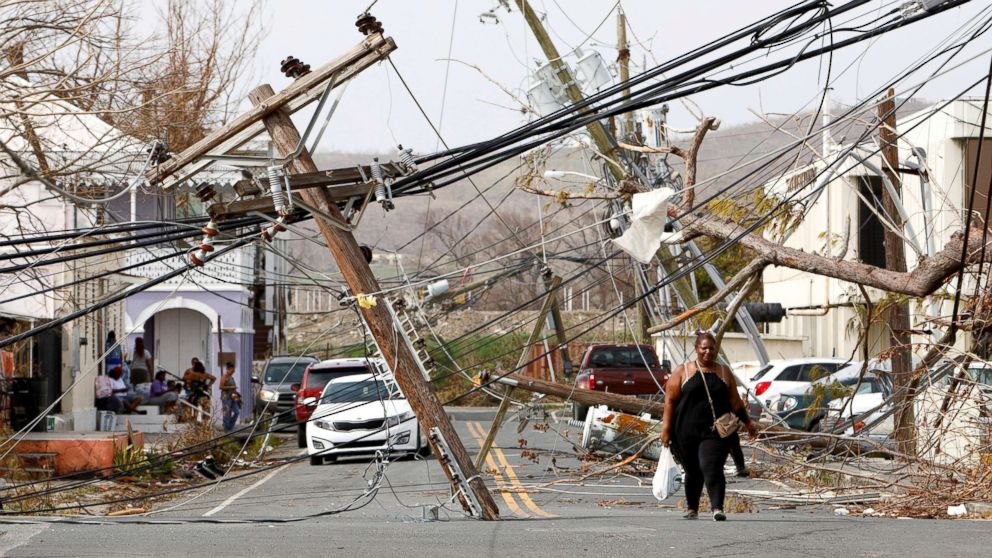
306;373;428;465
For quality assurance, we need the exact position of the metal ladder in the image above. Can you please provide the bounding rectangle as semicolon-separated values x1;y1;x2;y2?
360;297;434;383
392;298;436;374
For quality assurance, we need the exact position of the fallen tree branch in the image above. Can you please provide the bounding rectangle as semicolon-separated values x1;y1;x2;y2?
647;255;770;334
516;182;620;200
715;272;761;347
689;217;991;297
680;116;719;211
617;141;680;155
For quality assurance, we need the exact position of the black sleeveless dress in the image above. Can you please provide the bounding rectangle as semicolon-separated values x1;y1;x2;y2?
673;369;733;449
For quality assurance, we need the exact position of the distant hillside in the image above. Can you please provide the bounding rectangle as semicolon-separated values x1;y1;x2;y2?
286;98;931;275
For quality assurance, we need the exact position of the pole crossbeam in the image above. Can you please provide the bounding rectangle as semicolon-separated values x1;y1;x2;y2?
146;33;397;191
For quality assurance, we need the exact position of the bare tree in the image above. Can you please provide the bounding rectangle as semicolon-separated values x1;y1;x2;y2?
122;0;263;152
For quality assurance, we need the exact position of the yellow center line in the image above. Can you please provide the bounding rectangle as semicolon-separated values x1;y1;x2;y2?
466;421;531;519
471;421;557;519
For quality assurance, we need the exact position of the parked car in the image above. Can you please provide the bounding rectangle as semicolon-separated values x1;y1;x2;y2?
743;358;848;419
306;371;428;465
823;384;895;442
294;358;374;447
819;356;933;441
254;355;318;424
768;363;891;431
571;344;670;420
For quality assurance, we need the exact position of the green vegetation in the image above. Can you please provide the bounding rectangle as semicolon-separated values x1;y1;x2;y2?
112;443;148;478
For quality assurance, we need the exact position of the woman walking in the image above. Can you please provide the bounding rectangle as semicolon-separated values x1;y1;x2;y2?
661;331;756;521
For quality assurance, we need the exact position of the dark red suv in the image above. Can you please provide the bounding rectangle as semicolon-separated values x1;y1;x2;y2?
293;358;372;447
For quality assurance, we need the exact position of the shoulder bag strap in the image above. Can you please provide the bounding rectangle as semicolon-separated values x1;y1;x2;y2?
696;360;719;424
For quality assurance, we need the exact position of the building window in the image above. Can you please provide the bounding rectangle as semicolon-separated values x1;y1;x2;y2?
963;138;992;225
858;175;887;269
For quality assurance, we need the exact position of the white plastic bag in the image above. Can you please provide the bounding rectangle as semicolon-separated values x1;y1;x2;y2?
652;446;680;501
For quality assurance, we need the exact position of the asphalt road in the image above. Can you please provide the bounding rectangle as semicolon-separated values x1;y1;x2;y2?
1;411;990;557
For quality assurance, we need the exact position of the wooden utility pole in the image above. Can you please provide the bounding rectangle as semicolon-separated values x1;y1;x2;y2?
514;0;618;179
482;372;665;417
249;83;499;520
616;10;633;143
475;276;562;470
877;88;914;456
514;0;698;334
616;10;650;344
543;274;573;376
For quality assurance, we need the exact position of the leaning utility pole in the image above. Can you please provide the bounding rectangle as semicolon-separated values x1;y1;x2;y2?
877;88;914;456
143;19;498;519
515;0;705;339
475;276;563;470
514;0;618;178
249;81;498;519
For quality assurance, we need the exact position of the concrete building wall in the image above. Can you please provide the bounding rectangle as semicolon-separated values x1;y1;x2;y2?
124;270;256;422
761;99;991;362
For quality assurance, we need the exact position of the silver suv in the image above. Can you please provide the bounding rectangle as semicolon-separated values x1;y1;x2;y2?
254;355;318;425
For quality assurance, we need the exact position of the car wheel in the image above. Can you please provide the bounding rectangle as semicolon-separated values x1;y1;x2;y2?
309;455;322;466
297;424;306;448
572;402;589;421
417;444;433;458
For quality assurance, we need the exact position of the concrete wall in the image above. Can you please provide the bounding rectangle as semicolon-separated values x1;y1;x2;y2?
57;257;129;432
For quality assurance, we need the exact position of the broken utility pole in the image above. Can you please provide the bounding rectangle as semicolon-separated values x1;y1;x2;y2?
513;0;616;174
148;20;497;519
481;372;664;417
514;0;703;335
616;9;650;344
249;78;498;518
878;88;915;456
475;276;563;470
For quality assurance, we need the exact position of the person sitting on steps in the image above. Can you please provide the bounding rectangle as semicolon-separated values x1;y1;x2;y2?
108;366;145;414
147;370;179;412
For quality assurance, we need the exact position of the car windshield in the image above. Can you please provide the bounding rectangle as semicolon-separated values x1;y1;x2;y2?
263;361;311;384
321;379;401;403
854;380;879;395
306;367;370;391
587;348;658;368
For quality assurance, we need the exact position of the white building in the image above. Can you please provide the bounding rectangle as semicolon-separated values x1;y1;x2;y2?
0;86;140;430
762;97;991;360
